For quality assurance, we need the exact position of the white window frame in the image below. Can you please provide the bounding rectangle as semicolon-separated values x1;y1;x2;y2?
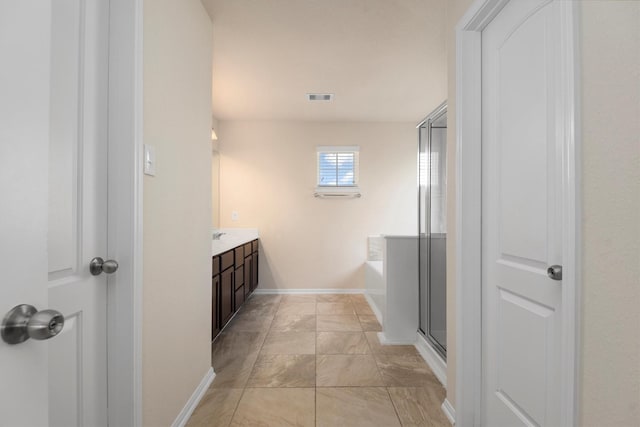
315;145;360;195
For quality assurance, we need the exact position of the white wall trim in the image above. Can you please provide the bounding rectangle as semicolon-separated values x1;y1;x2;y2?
363;293;383;326
253;288;365;295
558;4;582;426
106;0;144;425
377;332;415;346
442;399;456;426
171;368;215;427
415;332;447;387
455;1;580;426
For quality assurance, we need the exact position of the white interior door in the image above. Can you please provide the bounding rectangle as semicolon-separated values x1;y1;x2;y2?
0;1;110;426
481;0;563;426
0;3;52;425
48;0;109;425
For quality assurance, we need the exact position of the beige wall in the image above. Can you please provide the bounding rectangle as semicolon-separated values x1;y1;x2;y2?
142;0;213;425
218;121;418;290
445;0;640;422
580;2;640;425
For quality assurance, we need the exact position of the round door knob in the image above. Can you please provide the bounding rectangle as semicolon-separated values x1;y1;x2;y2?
27;309;65;340
1;304;65;345
90;257;119;276
547;265;563;281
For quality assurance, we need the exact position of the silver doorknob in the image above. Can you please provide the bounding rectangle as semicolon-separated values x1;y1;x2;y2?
90;257;119;276
1;304;65;345
547;265;563;281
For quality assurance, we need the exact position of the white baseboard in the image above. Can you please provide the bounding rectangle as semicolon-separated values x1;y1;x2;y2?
363;293;384;326
441;398;456;425
415;332;447;387
252;288;364;295
377;332;416;346
171;367;215;427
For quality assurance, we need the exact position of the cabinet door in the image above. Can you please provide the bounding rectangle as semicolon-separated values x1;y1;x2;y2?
235;286;245;310
234;266;244;291
220;268;234;326
212;275;220;340
251;252;259;291
244;254;252;296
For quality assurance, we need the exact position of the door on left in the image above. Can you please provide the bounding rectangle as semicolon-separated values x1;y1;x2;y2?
0;1;110;426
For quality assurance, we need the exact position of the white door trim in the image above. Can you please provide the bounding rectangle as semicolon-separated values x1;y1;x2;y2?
106;0;144;425
454;1;581;426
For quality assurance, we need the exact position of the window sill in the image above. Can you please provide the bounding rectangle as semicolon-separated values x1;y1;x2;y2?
314;187;361;198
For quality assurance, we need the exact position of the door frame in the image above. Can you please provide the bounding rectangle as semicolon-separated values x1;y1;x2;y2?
454;1;581;426
106;0;144;425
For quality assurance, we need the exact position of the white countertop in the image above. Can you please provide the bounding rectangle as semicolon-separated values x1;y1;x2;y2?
211;228;259;256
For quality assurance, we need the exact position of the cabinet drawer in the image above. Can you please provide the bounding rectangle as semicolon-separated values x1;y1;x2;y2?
212;256;220;277
244;243;252;256
252;239;259;253
234;246;244;268
234;267;244;290
220;250;234;271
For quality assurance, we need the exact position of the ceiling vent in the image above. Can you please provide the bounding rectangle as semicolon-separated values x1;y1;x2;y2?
306;93;334;101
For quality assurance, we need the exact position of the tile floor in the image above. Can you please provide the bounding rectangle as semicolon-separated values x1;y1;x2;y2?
187;294;450;427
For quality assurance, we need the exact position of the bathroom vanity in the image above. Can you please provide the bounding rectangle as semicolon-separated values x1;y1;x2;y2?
211;229;259;340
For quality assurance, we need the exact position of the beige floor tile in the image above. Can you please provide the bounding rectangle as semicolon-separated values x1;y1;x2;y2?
349;294;367;304
316;332;370;354
211;332;265;388
224;314;274;333
365;332;420;356
353;300;375;315
317;302;355;315
212;332;266;360
270;314;317;332
316;314;362;332
186;388;243;427
247;354;316;387
230;388;315;427
276;302;316;316
245;294;282;306
316;294;352;303
387;387;450;427
375;354;440;387
358;315;382;331
261;332;315;355
280;294;317;303
239;301;279;317
316;354;383;386
316;387;401;427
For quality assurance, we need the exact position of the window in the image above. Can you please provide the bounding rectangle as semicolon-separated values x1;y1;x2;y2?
316;146;360;194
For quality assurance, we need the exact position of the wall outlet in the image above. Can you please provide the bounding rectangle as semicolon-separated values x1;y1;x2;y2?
231;211;239;221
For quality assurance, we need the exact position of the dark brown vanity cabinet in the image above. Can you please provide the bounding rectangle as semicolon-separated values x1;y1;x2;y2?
211;239;259;341
211;275;220;339
219;267;234;327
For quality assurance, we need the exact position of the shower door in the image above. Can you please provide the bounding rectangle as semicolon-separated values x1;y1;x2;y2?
418;102;447;359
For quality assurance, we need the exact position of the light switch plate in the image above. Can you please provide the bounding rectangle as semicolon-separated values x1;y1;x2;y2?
144;144;156;176
231;211;239;221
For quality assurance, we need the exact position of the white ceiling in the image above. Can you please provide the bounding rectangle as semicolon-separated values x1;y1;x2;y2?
202;0;447;122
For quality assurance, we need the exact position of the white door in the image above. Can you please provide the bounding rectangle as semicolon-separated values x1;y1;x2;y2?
0;1;110;426
481;0;563;426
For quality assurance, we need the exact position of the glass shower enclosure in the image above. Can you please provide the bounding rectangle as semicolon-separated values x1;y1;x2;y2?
418;102;447;359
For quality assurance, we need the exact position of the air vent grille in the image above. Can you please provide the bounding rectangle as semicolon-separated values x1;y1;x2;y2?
306;93;334;101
